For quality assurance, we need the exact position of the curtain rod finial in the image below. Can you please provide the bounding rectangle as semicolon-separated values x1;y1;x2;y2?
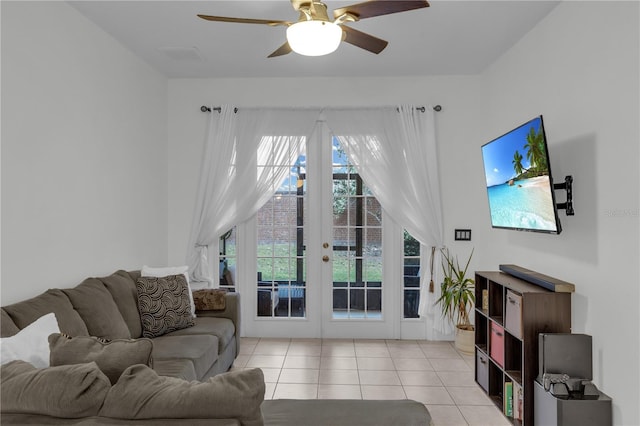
433;105;442;112
201;106;211;113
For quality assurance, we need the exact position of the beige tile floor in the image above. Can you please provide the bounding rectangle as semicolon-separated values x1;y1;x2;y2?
232;337;511;426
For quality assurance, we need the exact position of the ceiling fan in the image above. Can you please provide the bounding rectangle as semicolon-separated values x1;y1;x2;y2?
197;0;430;57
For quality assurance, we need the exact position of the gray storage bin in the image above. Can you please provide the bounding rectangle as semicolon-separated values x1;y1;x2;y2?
476;350;489;392
505;290;522;339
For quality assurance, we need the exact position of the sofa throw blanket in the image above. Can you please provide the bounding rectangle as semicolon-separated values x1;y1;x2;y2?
192;289;227;311
100;364;265;426
1;360;110;418
49;333;153;384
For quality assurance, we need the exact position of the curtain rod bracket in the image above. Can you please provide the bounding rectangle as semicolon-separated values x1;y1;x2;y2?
201;106;235;113
201;106;222;113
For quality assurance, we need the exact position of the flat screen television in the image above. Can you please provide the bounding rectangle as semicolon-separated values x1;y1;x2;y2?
481;115;562;234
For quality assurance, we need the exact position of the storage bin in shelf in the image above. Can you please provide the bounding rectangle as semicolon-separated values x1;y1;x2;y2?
490;322;505;368
476;350;489;393
505;289;523;339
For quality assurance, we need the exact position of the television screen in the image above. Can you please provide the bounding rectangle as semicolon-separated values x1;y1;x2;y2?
481;116;562;234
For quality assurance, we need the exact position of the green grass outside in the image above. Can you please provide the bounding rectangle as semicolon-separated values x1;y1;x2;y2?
257;243;382;283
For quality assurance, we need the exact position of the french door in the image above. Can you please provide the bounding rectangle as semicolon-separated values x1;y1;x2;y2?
318;130;397;338
242;125;398;339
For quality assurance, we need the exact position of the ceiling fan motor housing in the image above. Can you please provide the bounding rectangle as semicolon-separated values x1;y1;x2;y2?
197;0;429;57
297;2;333;22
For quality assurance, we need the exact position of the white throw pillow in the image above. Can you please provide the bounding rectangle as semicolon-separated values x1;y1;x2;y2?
0;312;60;368
141;265;196;317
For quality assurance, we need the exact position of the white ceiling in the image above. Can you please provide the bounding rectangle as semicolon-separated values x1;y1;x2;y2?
68;1;560;79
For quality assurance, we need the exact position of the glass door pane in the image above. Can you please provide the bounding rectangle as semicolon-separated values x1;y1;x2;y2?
256;145;307;318
403;231;421;319
331;138;383;319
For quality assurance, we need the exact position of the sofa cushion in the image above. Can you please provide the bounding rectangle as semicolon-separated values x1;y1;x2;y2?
0;309;20;337
153;358;198;381
2;289;89;337
136;275;194;338
0;414;240;425
63;278;131;340
100;364;265;426
49;333;153;384
0;313;59;368
261;399;431;426
166;316;235;354
99;270;143;338
0;360;110;419
152;334;218;379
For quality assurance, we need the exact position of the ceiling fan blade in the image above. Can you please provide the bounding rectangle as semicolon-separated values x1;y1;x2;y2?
333;0;429;20
268;42;293;58
197;14;291;27
340;25;388;54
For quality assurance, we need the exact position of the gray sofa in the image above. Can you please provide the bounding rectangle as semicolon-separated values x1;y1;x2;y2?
0;269;432;425
1;359;431;425
0;270;239;381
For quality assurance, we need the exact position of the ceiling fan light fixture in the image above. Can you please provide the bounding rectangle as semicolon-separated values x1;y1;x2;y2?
286;20;342;56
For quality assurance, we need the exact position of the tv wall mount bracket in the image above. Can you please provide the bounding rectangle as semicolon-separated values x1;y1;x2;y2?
554;175;574;215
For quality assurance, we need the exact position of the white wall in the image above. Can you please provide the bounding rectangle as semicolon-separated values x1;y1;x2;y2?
1;1;169;304
469;2;638;424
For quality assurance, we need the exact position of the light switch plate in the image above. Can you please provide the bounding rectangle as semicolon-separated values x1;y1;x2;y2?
455;229;472;241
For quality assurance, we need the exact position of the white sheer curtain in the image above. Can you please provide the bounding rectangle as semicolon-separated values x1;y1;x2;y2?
186;106;321;286
186;104;448;334
323;106;449;332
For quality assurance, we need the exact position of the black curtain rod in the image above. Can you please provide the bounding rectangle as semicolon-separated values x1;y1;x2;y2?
200;106;235;113
200;105;442;113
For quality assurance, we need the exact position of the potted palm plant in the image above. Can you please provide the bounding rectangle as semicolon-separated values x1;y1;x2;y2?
437;248;475;353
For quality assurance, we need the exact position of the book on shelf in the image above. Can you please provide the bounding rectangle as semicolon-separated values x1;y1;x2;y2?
513;381;523;421
504;382;513;417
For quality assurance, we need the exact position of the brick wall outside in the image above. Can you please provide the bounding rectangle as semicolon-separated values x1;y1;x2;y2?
257;192;382;248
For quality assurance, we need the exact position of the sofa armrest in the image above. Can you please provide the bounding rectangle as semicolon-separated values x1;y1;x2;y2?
196;292;241;356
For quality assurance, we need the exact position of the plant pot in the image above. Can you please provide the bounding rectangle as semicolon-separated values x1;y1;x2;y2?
455;325;475;354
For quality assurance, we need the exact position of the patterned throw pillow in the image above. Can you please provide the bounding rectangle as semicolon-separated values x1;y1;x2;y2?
135;275;195;338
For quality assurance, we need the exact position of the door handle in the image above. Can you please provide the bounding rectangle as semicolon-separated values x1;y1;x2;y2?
322;255;330;262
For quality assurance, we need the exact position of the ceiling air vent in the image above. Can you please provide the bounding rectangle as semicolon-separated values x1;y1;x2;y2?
157;46;203;62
